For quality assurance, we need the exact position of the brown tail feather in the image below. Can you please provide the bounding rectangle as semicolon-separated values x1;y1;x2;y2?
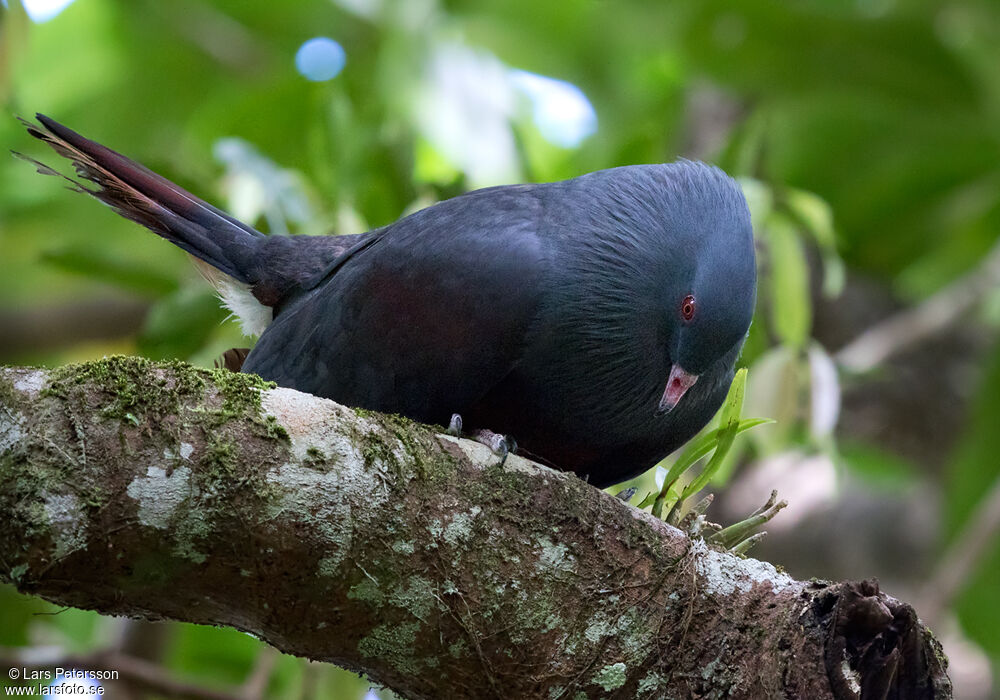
18;114;263;283
16;114;377;321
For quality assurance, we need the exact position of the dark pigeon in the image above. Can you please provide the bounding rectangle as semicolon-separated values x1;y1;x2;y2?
21;114;756;487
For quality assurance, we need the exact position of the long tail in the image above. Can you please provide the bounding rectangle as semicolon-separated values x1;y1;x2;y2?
17;113;264;284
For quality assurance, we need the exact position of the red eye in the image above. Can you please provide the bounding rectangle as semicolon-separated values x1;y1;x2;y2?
680;294;696;322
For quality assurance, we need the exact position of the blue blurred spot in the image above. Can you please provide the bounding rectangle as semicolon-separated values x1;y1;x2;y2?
19;0;77;22
44;671;102;699
509;70;597;148
295;37;346;82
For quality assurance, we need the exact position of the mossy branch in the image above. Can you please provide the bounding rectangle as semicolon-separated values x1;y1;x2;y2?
0;358;950;699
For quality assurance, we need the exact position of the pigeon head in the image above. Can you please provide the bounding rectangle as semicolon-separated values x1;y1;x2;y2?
651;161;756;414
548;161;757;424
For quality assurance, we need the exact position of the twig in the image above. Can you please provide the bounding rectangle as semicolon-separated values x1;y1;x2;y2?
0;296;149;360
835;236;1000;373
239;648;279;700
919;471;1000;626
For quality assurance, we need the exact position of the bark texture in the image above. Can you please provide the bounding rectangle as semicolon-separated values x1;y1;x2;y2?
0;357;951;699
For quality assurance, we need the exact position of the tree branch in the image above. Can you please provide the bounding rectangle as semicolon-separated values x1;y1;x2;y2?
0;296;149;361
0;358;951;699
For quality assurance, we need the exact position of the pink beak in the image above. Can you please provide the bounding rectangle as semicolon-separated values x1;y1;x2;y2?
657;365;699;414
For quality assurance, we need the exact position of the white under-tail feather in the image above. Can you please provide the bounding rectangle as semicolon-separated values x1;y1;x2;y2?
192;258;273;338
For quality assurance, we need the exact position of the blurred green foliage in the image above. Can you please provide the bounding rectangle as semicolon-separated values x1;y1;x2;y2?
2;0;1000;695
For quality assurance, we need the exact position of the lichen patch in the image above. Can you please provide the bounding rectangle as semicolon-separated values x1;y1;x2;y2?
0;405;24;455
265;463;354;574
42;492;87;559
12;369;46;397
536;536;576;574
842;656;862;694
162;442;195;461
127;466;192;529
443;507;481;546
691;538;799;595
593;662;627;691
261;388;358;465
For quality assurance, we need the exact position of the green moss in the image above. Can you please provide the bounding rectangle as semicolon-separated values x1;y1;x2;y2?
0;372;25;420
202;435;238;474
360;435;400;474
44;356;206;430
466;459;539;519
351;410;456;484
199;367;289;445
0;376;70;542
80;483;108;511
196;435;245;503
42;357;289;450
21;501;50;538
303;445;331;470
263;415;289;441
206;367;275;416
380;414;430;477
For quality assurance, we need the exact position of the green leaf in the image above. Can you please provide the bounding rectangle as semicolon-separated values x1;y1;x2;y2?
764;213;811;349
785;188;846;298
663;417;773;488
678;368;747;502
738;177;773;224
650;370;771;519
682;0;977;106
646;418;772;514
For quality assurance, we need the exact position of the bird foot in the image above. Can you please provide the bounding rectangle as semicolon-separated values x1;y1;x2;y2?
471;429;517;467
446;414;516;466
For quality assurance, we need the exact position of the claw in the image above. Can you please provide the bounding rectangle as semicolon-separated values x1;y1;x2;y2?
471;429;516;466
615;487;638;502
445;416;516;467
